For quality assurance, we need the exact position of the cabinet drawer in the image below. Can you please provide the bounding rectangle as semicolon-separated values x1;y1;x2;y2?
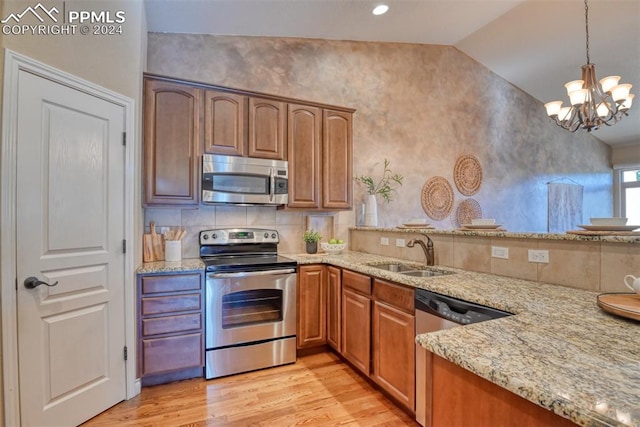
373;279;414;313
142;313;202;336
142;333;203;376
141;293;201;315
142;273;201;294
343;270;372;295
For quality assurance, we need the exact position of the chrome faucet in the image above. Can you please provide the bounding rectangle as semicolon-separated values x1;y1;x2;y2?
407;237;434;266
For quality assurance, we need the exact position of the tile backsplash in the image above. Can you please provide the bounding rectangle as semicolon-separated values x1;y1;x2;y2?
145;206;353;258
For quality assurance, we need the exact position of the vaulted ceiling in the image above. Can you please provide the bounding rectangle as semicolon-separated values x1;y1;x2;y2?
145;0;640;146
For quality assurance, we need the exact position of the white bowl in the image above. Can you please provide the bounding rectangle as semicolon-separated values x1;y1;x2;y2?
590;217;628;226
320;242;346;254
471;218;496;225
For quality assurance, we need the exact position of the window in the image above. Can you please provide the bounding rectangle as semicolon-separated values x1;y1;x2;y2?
620;168;640;224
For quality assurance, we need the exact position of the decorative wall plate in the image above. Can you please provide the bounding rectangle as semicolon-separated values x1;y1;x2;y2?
421;177;454;220
454;154;483;196
452;198;482;228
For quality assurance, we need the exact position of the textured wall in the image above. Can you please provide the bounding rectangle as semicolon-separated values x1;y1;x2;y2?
147;33;612;233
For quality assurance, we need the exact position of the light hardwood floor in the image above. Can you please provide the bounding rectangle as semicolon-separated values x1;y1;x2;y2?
83;352;418;426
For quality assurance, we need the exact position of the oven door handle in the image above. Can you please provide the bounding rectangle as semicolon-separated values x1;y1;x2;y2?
208;268;296;278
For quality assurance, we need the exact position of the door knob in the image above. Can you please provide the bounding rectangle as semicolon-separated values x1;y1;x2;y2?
24;277;58;289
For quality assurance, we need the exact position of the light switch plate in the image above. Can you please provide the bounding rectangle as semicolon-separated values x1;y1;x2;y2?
491;246;509;259
380;237;389;246
528;249;549;263
395;238;405;247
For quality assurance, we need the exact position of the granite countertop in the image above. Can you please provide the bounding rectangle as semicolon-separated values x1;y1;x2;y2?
351;226;640;244
136;258;205;274
288;251;640;427
138;252;640;426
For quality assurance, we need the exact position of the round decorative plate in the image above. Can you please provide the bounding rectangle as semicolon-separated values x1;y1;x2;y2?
421;177;454;220
452;198;482;228
454;155;483;196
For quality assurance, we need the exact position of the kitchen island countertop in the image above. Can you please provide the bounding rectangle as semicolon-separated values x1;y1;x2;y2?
287;251;640;427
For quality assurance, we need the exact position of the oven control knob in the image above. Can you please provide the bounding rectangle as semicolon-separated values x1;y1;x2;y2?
212;233;218;240
202;234;209;240
264;232;269;239
271;233;276;239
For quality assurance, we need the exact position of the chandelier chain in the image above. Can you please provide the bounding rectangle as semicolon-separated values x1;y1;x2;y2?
584;0;590;64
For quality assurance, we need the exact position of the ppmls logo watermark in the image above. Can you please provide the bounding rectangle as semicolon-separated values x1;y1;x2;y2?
2;2;126;36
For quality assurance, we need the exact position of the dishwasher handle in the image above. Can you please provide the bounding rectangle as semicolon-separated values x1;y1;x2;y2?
416;290;511;325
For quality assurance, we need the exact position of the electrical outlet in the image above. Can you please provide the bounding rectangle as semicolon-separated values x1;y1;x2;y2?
528;249;549;263
380;237;389;246
491;246;509;259
395;238;405;247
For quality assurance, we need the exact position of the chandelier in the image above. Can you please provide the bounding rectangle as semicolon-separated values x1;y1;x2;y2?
544;0;634;132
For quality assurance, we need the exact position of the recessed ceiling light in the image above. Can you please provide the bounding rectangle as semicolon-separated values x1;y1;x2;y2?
372;4;389;15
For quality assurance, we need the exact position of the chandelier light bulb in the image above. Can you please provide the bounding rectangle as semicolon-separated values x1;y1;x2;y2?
565;80;584;95
596;102;610;118
620;94;635;110
611;84;632;102
569;89;588;106
544;101;563;116
557;107;572;122
600;76;621;93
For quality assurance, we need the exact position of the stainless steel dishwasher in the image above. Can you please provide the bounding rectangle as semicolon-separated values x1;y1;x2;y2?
415;288;512;426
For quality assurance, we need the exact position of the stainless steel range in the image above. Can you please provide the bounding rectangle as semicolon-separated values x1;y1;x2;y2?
200;228;297;379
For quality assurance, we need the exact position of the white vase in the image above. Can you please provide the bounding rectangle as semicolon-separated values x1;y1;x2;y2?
364;194;378;226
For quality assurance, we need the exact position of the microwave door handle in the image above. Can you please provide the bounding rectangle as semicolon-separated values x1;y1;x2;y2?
269;167;275;203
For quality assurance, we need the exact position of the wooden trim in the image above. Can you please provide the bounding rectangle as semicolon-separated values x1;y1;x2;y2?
143;72;356;113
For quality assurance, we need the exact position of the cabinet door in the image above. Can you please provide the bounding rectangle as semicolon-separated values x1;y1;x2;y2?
204;90;247;156
249;97;286;160
372;300;416;412
322;109;352;209
326;266;342;352
287;104;322;208
141;333;203;376
144;79;201;206
341;288;371;375
297;265;327;349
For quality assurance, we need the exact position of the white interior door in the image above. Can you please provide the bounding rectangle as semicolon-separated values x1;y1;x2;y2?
15;69;127;426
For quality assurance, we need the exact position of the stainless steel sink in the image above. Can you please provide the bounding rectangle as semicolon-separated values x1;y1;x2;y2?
367;263;453;278
400;269;449;277
368;263;420;272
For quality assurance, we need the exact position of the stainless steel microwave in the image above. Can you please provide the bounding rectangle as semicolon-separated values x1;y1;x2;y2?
202;154;289;206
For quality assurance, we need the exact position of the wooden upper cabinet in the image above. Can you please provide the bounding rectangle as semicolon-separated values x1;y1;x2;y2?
322;110;352;209
249;98;287;160
204;90;247;156
144;79;201;206
287;104;322;208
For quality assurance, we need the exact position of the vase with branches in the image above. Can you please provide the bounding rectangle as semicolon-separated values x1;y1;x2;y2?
354;159;403;226
354;158;404;203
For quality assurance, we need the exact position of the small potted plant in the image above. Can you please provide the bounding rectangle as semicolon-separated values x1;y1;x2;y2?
355;158;403;226
302;229;322;254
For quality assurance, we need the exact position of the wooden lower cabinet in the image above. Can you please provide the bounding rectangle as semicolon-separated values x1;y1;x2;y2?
297;265;327;349
341;287;371;375
430;353;578;427
137;272;204;386
372;300;415;412
326;266;342;352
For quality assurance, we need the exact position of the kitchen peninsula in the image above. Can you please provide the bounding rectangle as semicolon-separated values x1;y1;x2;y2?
139;225;640;427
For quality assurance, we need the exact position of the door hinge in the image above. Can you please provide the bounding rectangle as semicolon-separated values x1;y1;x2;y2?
122;132;126;146
124;346;128;361
123;239;126;254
